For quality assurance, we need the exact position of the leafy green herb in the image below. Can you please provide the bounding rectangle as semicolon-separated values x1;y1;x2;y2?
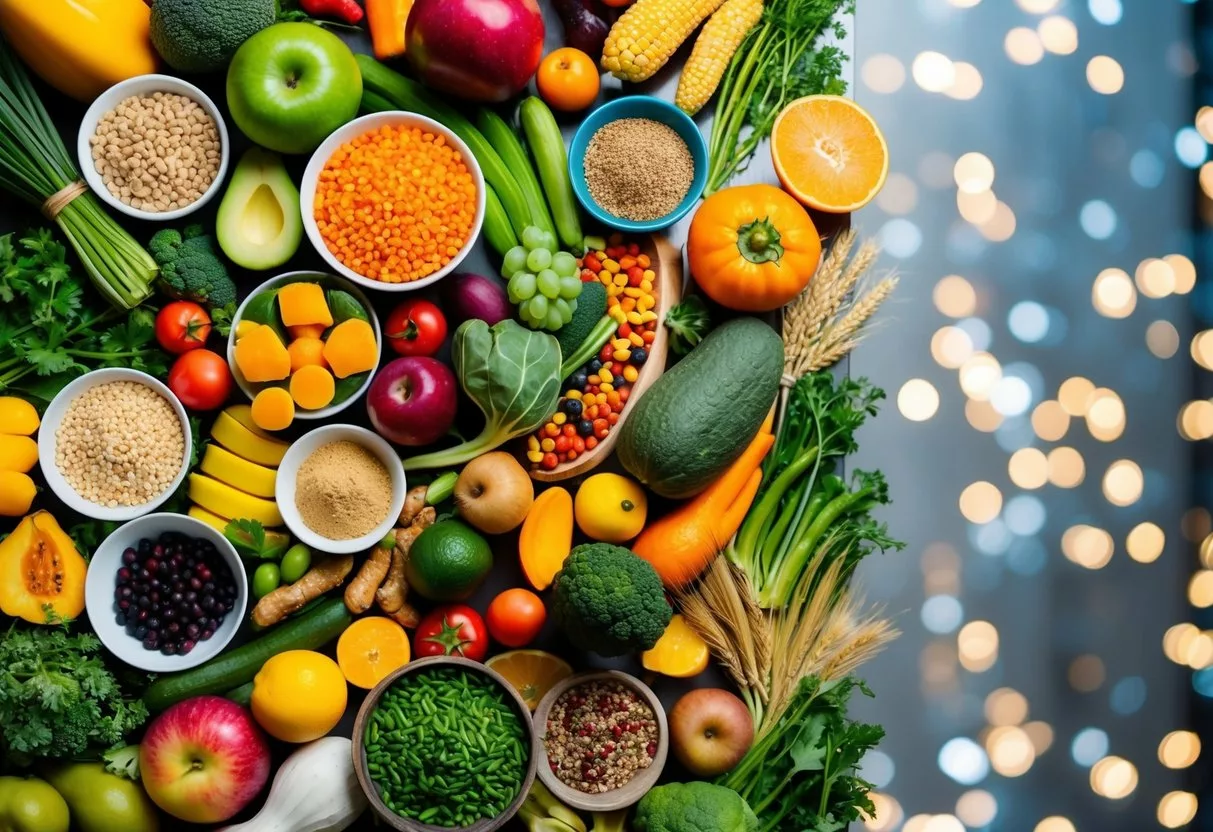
0;230;171;403
705;0;854;194
719;676;883;832
224;518;291;561
664;296;713;357
0;623;149;764
67;520;120;561
210;302;237;337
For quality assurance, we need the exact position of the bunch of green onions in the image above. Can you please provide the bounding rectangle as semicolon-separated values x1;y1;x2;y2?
0;44;156;308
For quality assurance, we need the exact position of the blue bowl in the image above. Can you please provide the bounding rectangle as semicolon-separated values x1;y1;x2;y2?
568;96;708;233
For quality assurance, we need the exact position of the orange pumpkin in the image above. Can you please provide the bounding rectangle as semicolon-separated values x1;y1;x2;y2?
687;184;822;312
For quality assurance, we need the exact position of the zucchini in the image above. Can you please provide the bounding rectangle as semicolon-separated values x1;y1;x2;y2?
519;97;582;250
224;681;254;707
483;185;518;257
356;56;532;236
142;598;352;711
478;109;555;238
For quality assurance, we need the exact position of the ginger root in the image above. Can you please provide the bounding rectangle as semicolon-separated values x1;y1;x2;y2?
387;603;420;629
398;484;428;526
377;507;435;617
253;554;354;627
344;543;393;614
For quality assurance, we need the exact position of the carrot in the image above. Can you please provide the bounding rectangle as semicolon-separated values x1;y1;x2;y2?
367;0;413;60
632;414;776;589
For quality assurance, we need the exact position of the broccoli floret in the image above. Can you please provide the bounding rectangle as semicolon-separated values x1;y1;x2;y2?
550;543;672;657
633;783;759;832
44;700;100;759
149;0;276;73
150;226;237;308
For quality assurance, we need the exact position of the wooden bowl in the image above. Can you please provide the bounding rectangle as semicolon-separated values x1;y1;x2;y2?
529;233;683;482
532;670;669;812
351;656;539;832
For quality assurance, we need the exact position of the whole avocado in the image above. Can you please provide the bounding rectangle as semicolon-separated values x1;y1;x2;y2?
150;0;276;73
550;543;671;657
633;782;759;832
615;317;783;499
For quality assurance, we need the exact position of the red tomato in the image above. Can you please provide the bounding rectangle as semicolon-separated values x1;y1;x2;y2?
414;605;488;660
385;299;447;357
168;349;232;411
485;588;546;648
155;301;211;354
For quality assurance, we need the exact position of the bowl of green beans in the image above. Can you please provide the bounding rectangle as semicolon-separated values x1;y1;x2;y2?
352;655;539;831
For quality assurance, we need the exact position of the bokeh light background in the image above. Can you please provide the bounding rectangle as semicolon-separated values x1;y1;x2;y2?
847;0;1210;829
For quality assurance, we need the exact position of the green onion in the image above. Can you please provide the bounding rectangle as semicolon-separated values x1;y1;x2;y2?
0;43;156;308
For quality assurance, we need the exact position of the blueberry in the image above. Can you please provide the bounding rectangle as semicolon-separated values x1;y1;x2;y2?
563;399;583;419
115;612;127;627
631;348;648;366
569;370;589;391
588;358;602;373
577;420;594;437
142;635;159;650
121;549;137;566
134;625;147;640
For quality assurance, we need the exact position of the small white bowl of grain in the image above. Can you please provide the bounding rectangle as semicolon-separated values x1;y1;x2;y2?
77;74;229;221
275;424;407;555
38;368;193;522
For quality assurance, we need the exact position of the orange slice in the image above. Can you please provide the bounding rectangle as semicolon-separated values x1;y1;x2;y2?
771;95;890;214
486;650;573;710
641;614;710;678
336;616;411;689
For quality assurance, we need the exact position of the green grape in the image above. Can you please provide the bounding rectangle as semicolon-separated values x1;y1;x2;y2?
528;294;549;320
552;251;578;277
507;284;521;305
526;247;553;272
553;297;573;325
569;298;578;315
545;306;564;331
513;272;537;300
502;245;528;276
558;275;582;299
521;226;547;251
540;230;558;252
537;269;561;299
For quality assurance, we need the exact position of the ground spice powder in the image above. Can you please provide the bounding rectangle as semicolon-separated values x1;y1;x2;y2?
295;440;392;541
583;118;695;222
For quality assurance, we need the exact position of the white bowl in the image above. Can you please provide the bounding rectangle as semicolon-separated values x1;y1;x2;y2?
38;368;192;521
300;111;486;293
276;424;406;555
77;74;230;222
85;513;248;673
226;271;382;421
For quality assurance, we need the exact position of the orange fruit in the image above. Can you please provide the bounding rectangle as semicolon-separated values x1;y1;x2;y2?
641;614;710;678
537;48;600;113
251;650;347;742
485;649;572;710
770;95;889;214
337;616;411;689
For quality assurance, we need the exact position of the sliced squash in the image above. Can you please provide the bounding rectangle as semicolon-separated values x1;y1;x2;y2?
277;282;333;328
251;387;295;432
290;365;336;410
287;337;328;372
234;324;291;383
0;397;39;435
0;511;86;624
0;471;35;517
322;319;378;379
0;435;38;473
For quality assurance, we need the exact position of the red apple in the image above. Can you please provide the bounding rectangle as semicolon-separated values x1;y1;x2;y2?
669;688;755;778
368;356;459;447
139;696;271;823
406;0;545;102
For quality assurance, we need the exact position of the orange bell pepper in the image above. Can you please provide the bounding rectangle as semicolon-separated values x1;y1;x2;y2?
367;0;414;60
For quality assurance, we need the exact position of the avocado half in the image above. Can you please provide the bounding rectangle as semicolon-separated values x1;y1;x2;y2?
216;147;303;271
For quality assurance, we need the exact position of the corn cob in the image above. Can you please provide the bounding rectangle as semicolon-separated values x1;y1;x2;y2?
601;0;729;82
675;0;764;114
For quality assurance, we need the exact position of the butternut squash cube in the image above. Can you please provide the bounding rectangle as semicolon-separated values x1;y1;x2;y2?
322;319;378;379
234;324;291;382
290;365;336;410
277;282;333;328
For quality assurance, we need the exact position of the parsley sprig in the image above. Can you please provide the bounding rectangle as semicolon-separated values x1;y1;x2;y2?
0;229;169;403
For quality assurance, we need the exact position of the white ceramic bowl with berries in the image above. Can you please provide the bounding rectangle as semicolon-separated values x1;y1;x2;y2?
85;513;247;673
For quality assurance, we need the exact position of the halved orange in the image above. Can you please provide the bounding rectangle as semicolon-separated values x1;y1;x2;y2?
336;616;411;689
485;650;573;710
771;95;890;214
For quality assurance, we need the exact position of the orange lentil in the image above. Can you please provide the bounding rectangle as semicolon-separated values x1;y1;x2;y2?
314;124;477;284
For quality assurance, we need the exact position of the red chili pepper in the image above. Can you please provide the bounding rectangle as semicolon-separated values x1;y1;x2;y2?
300;0;364;24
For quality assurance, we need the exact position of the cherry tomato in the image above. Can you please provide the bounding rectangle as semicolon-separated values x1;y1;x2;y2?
486;589;546;648
168;349;232;411
385;299;447;357
155;301;211;354
414;605;488;660
536;48;601;113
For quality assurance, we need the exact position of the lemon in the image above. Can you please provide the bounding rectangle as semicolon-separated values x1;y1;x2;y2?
251;650;347;743
574;473;648;543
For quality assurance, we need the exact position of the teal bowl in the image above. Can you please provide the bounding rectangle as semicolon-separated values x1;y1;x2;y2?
568;96;708;233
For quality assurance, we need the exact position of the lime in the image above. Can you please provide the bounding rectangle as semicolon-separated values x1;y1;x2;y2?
406;521;493;601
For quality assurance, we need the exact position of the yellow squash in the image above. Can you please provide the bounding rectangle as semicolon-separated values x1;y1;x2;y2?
0;511;87;624
0;0;158;101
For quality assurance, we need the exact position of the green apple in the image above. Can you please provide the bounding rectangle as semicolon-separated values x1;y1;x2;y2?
226;22;362;155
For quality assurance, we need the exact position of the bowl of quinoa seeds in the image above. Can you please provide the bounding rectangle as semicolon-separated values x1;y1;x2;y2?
54;380;186;510
583;118;695;222
89;91;221;214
